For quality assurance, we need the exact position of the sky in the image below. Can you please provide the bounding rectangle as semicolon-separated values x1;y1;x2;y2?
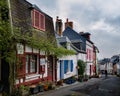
27;0;120;59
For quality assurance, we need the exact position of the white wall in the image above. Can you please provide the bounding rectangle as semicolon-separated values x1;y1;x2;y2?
107;63;113;73
99;64;106;70
77;53;86;62
57;55;77;81
117;62;120;74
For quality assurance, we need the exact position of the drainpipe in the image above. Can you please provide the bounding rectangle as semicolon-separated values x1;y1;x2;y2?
7;0;15;94
7;0;13;34
0;52;1;81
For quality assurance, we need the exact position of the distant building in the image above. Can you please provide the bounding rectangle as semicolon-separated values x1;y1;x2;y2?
98;58;112;74
111;55;120;75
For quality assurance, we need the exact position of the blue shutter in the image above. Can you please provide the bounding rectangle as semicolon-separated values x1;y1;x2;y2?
70;60;73;72
64;60;68;74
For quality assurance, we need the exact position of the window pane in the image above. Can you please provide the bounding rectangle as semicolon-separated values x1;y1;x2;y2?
40;14;45;30
40;58;45;65
35;11;40;28
30;55;36;73
26;55;29;74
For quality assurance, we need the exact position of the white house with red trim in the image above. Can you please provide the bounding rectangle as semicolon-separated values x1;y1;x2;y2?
9;0;56;87
80;32;94;76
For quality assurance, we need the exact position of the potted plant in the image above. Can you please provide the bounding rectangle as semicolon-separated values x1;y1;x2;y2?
38;82;44;92
44;82;49;91
57;79;63;86
19;85;30;96
78;75;83;82
48;82;56;90
83;74;89;81
29;85;39;94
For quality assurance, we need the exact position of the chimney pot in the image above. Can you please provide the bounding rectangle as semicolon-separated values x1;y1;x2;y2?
66;18;68;22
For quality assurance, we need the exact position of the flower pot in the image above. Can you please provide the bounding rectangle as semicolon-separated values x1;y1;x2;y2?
39;85;44;92
44;84;48;91
30;86;39;94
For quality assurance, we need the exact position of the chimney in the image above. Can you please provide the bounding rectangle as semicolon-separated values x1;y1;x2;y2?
65;18;73;29
55;16;63;36
80;32;91;40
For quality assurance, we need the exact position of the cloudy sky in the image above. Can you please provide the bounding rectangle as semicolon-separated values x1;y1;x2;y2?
27;0;120;59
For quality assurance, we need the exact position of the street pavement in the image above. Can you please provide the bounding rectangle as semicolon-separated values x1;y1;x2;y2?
32;75;120;96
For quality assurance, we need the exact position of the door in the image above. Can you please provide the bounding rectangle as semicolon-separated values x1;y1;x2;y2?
1;58;10;93
48;55;53;81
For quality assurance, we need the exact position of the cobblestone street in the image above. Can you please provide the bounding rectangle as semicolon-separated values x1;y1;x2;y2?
31;75;120;96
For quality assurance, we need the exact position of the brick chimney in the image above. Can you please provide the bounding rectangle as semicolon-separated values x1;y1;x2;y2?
55;16;63;36
65;18;73;29
79;32;91;40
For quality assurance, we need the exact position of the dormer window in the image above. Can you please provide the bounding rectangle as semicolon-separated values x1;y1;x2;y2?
32;9;45;31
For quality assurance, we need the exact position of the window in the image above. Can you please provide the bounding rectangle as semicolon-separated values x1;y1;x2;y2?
32;9;45;31
26;54;37;74
40;58;46;65
64;60;73;74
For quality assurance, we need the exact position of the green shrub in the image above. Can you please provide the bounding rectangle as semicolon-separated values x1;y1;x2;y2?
77;60;86;76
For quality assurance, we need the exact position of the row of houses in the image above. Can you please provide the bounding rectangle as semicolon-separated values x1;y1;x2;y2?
0;0;99;94
98;55;120;75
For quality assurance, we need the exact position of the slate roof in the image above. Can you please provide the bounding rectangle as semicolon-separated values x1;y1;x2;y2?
110;55;119;64
63;27;86;51
63;27;84;43
57;36;71;43
56;35;81;52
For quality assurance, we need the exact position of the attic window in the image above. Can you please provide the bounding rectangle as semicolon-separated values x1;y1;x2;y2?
32;9;45;31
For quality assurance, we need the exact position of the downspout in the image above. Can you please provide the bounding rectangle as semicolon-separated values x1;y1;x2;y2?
0;52;1;81
7;0;13;34
7;0;15;94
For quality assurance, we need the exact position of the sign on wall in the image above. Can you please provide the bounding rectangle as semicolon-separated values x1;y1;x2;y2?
17;43;24;54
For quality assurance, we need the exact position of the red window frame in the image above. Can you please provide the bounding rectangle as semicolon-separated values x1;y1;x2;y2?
40;65;45;74
26;54;37;74
32;9;45;31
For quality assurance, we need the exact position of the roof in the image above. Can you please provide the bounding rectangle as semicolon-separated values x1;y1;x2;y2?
57;36;71;43
26;0;52;19
110;55;119;64
63;27;85;43
56;36;86;53
98;58;110;65
63;27;86;51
